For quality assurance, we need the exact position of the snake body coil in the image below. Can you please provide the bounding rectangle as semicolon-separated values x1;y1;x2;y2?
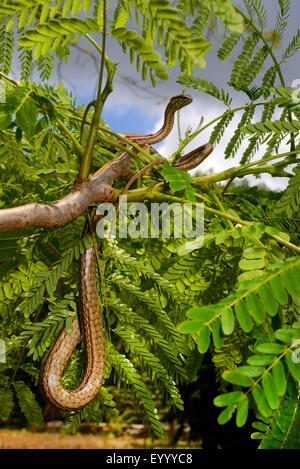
40;240;105;411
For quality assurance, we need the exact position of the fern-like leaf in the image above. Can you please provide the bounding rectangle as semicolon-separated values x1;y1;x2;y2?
230;32;260;87
37;52;54;81
282;28;300;62
179;255;300;350
177;74;232;107
116;328;184;410
0;20;14;74
252;380;300;449
274;164;300;218
213;322;300;428
109;296;187;376
13;381;44;427
209;113;235;145
239;45;269;90
244;0;268;31
15;295;77;360
217;31;241;61
274;0;291;38
0;388;14;422
225;106;255;159
109;344;165;439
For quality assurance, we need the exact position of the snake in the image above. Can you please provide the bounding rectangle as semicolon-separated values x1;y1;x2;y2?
39;94;213;411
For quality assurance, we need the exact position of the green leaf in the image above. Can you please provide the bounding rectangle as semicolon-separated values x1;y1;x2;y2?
236;396;249;427
238;270;264;281
239;258;265;271
252;421;268;432
3;283;14;299
274;328;299;344
272;361;287;396
23;30;49;42
178;319;204;333
212;318;223;348
247;355;276;366
184;183;196;202
215;230;227;245
186;306;217;320
285;352;300;382
252;384;272;417
143;51;162;63
221;307;235;335
262;374;280;409
36;23;58;38
237;365;264;378
222;370;254;387
256;343;286;354
269;276;288;305
217;406;235;425
197;326;210;354
251;432;264;440
238;270;264;282
235;300;253;332
280;269;300;297
257;283;278;316
161;163;195;200
83;0;92;12
218;31;241;61
13;381;43;426
265;227;289;241
245;292;265;324
110;346;164;439
0;389;14;422
214;391;244;407
243;247;266;259
65;317;73;333
0;110;12;130
15;96;38;138
68;18;92;34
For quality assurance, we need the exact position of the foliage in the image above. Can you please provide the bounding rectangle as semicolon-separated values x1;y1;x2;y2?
0;0;242;85
0;0;299;449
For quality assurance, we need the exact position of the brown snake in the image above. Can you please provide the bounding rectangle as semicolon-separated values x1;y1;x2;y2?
40;95;213;411
40;223;105;411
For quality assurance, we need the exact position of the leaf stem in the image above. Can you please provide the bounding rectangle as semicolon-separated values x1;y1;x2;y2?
150;192;249;226
122;189;300;253
55;116;84;157
176;101;269;154
79;0;112;178
193;149;300;186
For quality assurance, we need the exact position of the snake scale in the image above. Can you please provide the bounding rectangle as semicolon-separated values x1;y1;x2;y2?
40;95;213;411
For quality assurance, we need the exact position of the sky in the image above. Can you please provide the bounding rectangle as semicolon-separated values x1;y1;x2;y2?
11;0;300;190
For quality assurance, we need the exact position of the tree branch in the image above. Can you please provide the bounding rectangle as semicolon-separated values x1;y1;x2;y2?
0;154;130;233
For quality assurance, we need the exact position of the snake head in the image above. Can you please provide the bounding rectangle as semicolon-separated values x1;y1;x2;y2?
169;94;193;111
